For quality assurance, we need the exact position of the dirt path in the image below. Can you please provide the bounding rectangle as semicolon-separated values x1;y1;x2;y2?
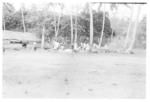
3;51;146;98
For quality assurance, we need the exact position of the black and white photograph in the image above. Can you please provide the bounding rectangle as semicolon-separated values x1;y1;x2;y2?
1;0;148;99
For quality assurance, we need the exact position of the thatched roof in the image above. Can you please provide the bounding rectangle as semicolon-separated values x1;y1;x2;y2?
3;30;40;42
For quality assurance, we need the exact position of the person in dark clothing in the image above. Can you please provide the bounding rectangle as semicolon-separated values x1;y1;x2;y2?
71;44;74;50
34;47;37;51
3;48;5;53
22;42;27;48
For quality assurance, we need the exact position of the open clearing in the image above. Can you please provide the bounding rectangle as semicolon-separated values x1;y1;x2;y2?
3;50;146;98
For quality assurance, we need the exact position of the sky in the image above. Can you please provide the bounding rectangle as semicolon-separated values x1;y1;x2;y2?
3;0;147;21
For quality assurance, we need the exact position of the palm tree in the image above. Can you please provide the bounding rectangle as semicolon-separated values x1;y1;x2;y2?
40;3;51;49
54;14;57;37
99;3;105;48
70;6;74;45
126;5;141;52
3;14;5;31
124;4;134;49
47;3;61;38
74;7;78;49
21;4;26;33
41;25;45;49
89;2;93;49
109;4;118;41
40;3;64;49
55;3;64;37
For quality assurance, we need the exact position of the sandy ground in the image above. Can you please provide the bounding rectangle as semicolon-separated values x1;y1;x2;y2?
3;50;146;98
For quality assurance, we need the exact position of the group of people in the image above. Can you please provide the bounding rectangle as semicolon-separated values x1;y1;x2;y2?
79;42;90;51
3;39;100;53
52;40;64;50
52;39;100;52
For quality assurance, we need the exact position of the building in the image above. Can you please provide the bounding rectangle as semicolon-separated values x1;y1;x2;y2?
3;30;40;50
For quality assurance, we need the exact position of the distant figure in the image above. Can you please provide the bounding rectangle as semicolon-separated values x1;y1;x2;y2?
71;44;78;53
80;43;83;50
33;42;37;51
53;40;60;50
60;45;64;50
71;44;74;50
83;43;86;50
3;48;5;53
22;42;27;48
103;44;108;49
85;43;90;51
93;43;99;49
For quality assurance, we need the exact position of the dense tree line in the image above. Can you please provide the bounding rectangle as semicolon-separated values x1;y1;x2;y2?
3;3;113;45
3;2;146;50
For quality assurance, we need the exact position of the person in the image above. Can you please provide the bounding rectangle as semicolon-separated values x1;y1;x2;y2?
93;43;98;49
80;42;83;50
22;42;27;48
85;43;90;51
33;42;37;51
3;48;5;53
71;43;74;50
83;43;86;50
53;40;59;50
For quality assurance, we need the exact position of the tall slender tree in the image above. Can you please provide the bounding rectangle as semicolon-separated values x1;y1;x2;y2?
109;4;118;42
3;14;5;31
47;3;61;38
41;25;45;49
54;14;57;37
21;4;26;33
74;11;78;49
126;5;141;52
89;2;93;49
99;3;106;48
124;4;134;49
40;3;51;49
70;6;74;45
55;3;64;37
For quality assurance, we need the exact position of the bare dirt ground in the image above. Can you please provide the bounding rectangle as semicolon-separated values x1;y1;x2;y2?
3;50;146;98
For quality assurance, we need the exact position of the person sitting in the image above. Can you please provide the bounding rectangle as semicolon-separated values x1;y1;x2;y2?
93;43;99;49
53;40;60;50
33;42;37;51
85;43;90;51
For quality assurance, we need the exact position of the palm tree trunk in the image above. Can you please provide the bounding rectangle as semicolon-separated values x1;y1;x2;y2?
74;11;78;49
21;7;26;32
99;4;105;48
70;9;73;45
3;18;5;31
56;14;61;37
54;14;57;38
124;5;134;49
89;3;93;48
126;5;141;52
111;29;113;41
41;25;45;49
